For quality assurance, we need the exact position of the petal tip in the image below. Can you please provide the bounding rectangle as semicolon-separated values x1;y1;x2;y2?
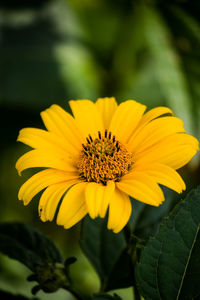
15;162;22;176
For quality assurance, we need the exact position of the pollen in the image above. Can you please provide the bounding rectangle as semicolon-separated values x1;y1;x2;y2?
77;130;134;184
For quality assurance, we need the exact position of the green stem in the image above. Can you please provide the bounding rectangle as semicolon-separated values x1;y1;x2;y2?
124;222;132;245
124;224;141;300
133;285;141;300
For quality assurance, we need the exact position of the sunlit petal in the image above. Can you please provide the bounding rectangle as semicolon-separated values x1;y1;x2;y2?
96;97;118;129
17;127;79;156
128;116;185;153
117;172;164;206
69;99;104;138
39;182;77;222
109;100;146;143
135;134;199;169
57;182;88;229
16;149;77;175
41;104;83;150
131;163;186;193
85;180;115;218
108;188;132;233
18;169;79;205
139;106;173;127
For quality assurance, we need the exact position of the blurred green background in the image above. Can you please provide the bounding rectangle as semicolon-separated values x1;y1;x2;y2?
0;0;200;299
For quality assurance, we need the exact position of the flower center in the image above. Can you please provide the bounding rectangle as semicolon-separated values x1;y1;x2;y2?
77;130;134;185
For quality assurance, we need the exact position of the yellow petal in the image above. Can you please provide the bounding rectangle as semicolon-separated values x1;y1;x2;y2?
139;106;173;127
17;128;79;156
69;99;104;138
117;172;164;206
96;97;118;129
100;181;116;218
39;182;75;222
109;100;146;143
107;188;132;233
57;182;88;229
135;133;199;169
15;149;77;175
85;181;115;219
41;104;83;150
18;169;79;205
128;116;185;153
132;163;186;193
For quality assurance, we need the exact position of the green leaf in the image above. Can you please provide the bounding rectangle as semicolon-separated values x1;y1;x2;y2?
0;222;63;272
104;247;134;292
170;6;200;145
114;6;165;108
0;223;78;294
136;186;200;300
80;216;136;291
80;217;126;290
142;5;194;135
53;43;101;100
80;216;125;280
0;289;39;300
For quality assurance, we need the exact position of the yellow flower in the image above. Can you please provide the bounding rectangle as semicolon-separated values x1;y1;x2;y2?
16;98;199;233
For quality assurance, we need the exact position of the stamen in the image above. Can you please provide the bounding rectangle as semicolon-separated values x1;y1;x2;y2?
86;137;91;144
82;144;87;151
77;131;134;184
105;129;108;138
100;180;106;185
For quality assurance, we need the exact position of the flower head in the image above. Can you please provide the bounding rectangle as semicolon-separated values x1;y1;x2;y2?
16;98;199;233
